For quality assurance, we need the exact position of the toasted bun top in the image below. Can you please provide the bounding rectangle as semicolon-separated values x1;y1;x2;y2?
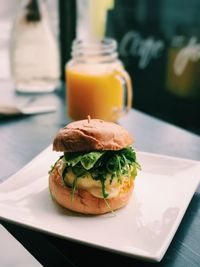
53;119;133;152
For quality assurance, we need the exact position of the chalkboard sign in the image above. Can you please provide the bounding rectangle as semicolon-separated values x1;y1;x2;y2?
105;0;200;133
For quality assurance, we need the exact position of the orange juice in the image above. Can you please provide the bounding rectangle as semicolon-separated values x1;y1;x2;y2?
66;64;126;121
65;38;132;122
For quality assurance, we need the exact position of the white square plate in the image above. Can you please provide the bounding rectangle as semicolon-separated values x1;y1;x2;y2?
0;146;199;262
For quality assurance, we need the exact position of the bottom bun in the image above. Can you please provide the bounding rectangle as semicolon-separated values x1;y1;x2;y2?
49;169;134;215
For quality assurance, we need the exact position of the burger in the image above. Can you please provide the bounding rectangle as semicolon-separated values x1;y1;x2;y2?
48;119;141;214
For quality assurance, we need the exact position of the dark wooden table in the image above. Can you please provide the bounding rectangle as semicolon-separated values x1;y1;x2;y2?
0;81;200;267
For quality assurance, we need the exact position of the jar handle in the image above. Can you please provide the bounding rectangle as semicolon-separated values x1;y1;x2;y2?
115;69;133;117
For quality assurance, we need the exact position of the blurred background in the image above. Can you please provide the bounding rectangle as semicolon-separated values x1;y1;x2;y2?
0;0;200;134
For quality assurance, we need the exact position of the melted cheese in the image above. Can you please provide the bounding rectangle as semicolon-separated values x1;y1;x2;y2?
57;159;131;199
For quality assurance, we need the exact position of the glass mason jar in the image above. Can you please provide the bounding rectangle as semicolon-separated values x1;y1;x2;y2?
166;32;200;98
65;38;132;122
10;0;60;93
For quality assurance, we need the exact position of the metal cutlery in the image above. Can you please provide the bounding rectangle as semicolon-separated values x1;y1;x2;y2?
0;104;57;117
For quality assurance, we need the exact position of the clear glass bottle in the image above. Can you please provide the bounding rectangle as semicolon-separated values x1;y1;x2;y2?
10;0;60;93
66;38;132;122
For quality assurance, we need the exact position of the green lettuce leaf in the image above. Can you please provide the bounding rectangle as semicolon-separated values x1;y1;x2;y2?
80;151;105;170
64;152;83;167
64;151;105;170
